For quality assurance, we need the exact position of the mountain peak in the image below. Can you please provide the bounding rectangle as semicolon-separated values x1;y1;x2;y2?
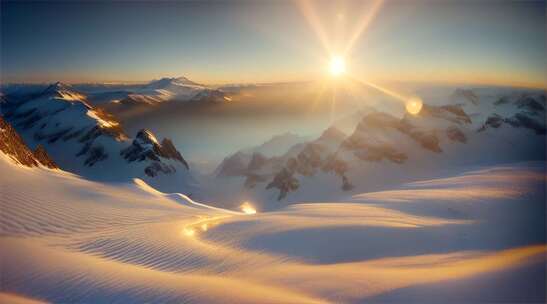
146;76;198;89
122;129;190;171
318;127;346;142
45;81;72;93
41;81;86;102
135;129;159;146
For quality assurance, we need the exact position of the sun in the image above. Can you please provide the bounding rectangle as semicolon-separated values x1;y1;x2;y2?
329;56;346;76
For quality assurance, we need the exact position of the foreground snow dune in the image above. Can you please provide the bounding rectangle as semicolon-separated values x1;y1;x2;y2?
0;154;545;303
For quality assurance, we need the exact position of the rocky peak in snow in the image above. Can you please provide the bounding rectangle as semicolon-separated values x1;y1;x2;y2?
479;93;546;134
0;116;57;168
450;88;479;105
317;127;346;143
407;104;472;125
122;129;189;174
135;129;160;148
216;151;252;177
219;102;491;201
41;82;88;102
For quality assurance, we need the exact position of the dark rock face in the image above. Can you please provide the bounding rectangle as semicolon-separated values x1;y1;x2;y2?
515;95;545;112
266;128;350;200
121;129;190;174
415;104;472;125
510;113;546;134
84;146;108;166
266;168;299;201
348;142;408;163
322;154;353;191
144;162;176;177
244;173;269;189
191;89;227;103
0;116;57;168
477;113;545;133
247;152;268;171
494;96;511;106
451;88;479;105
480;114;504;130
446;126;467;143
403;127;442;153
159;138;188;168
216;152;251;177
33;145;58;168
291;144;325;176
479;94;545;135
347;111;441;156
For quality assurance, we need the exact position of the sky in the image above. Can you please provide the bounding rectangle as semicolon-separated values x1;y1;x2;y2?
1;0;545;87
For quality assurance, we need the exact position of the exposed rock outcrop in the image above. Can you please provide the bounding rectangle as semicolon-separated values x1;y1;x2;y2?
0;116;57;168
121;129;190;175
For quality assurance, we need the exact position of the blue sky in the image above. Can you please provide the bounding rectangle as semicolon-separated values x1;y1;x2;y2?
1;0;545;87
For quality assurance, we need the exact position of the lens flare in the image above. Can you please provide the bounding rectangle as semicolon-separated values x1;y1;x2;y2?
329;56;346;76
240;202;257;214
406;97;423;115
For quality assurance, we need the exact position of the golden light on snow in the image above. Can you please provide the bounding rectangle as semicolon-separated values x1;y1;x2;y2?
405;97;423;115
183;228;196;237
201;223;208;231
240;202;257;214
329;56;346;76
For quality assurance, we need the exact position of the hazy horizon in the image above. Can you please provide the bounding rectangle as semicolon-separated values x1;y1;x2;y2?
2;0;545;88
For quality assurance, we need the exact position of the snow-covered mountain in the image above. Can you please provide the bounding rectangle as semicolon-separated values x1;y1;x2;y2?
212;88;546;203
1;82;196;194
216;132;311;178
71;76;230;106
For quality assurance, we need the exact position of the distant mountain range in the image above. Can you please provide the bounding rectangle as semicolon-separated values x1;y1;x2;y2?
1;76;231;108
2;79;545;205
215;89;546;202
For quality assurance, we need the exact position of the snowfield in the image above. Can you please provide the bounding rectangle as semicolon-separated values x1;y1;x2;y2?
1;151;545;303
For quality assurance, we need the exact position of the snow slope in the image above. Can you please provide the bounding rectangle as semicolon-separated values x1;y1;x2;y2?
1;148;544;303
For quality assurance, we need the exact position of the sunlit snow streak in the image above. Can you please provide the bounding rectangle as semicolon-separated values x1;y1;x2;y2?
240;202;257;214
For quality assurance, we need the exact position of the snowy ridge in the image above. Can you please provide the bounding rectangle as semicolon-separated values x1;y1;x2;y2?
94;76;229;106
1;82;195;194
